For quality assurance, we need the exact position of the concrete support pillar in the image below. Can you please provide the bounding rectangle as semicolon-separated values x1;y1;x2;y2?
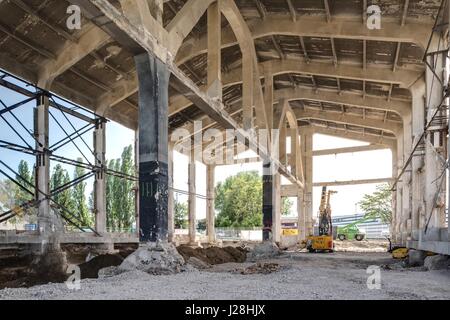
188;147;197;244
272;172;281;243
391;143;398;239
424;40;446;236
395;136;403;243
242;54;254;130
206;165;216;243
135;53;169;243
94;119;107;234
411;78;426;240
35;94;51;235
262;162;281;243
302;132;314;236
134;129;140;235
207;1;222;99
168;143;175;242
297;189;306;242
402;112;412;242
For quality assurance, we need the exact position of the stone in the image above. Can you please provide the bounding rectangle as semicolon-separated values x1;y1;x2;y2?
246;241;280;262
424;255;450;271
408;249;427;267
119;242;185;275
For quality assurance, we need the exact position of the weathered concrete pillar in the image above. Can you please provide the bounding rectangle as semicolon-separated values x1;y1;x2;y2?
94;119;107;234
188;147;197;244
272;172;281;243
206;165;216;243
424;41;446;237
134;129;140;236
135;53;169;243
402;111;412;242
207;1;222;99
302;132;314;236
411;78;426;240
391;143;398;240
395;135;404;243
297;189;306;241
35;94;51;235
168;142;175;242
262;162;274;241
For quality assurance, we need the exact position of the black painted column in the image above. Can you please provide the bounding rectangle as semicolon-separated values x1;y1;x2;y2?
135;53;170;243
262;162;273;241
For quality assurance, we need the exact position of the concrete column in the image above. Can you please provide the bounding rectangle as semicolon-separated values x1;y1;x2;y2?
135;53;169;243
402;111;412;242
262;162;274;241
134;129;140;236
395;136;404;243
206;165;216;243
297;189;306;241
94;119;107;234
411;78;426;240
207;1;222;99
302;132;314;236
272;172;281;243
424;42;446;237
242;54;254;130
391;144;398;240
35;94;51;235
168;142;175;242
188;147;197;244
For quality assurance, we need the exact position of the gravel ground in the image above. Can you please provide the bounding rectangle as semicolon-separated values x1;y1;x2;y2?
0;252;449;300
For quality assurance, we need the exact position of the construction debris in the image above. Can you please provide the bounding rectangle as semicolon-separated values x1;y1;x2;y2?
246;242;280;262
237;263;281;275
119;242;186;275
408;249;428;267
177;246;247;265
424;255;450;271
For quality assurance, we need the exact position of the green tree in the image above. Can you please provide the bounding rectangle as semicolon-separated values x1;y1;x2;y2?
14;160;34;206
72;158;92;227
51;164;74;214
117;146;135;231
282;197;294;216
174;199;188;229
215;171;263;228
106;159;116;231
358;184;392;224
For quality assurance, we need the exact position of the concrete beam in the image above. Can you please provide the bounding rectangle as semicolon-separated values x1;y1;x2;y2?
176;16;431;65
305;126;397;149
313;178;393;187
312;144;388;156
295;109;403;136
38;24;110;85
276;87;410;117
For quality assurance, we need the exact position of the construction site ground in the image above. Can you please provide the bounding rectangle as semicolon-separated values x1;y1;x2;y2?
0;240;449;300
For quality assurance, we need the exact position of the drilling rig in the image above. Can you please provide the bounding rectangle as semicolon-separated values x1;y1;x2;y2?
306;186;337;253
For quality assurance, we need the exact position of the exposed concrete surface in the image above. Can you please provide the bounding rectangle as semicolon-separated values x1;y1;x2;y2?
1;252;449;300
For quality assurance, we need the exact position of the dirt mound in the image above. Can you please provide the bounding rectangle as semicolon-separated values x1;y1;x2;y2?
79;254;124;279
177;246;247;265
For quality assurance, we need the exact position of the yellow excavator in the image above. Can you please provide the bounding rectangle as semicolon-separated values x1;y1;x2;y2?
306;186;337;253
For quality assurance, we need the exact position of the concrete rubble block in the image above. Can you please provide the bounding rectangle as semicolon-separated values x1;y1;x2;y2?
98;266;126;279
424;255;450;271
408;249;427;267
246;241;281;262
118;242;186;275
